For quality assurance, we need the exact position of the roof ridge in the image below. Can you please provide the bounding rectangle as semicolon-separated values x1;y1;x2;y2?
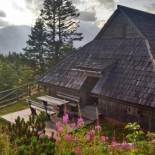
117;5;155;17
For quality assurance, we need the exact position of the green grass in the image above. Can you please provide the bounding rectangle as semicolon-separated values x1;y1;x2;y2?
0;101;28;116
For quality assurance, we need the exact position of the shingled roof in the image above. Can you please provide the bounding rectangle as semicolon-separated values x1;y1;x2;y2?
40;5;155;108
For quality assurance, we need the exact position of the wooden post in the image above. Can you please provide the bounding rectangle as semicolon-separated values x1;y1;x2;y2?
48;88;51;96
27;84;31;96
78;103;81;117
27;84;29;96
37;84;40;94
44;86;46;92
16;89;19;101
30;85;31;96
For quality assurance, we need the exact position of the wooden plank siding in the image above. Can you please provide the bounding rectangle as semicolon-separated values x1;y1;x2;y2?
98;96;155;130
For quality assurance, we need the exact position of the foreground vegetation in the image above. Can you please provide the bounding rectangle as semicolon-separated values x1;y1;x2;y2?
0;112;155;155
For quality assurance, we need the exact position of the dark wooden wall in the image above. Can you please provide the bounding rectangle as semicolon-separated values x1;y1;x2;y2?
46;76;99;107
98;96;155;130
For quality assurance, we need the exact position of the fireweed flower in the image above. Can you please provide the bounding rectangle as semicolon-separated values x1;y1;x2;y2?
56;121;64;133
111;137;118;147
90;129;95;137
65;133;72;142
121;141;135;149
55;135;61;142
86;129;96;142
56;121;62;128
77;117;84;127
70;123;76;129
57;126;64;133
111;139;135;149
95;125;102;132
101;136;109;143
63;113;69;124
86;133;91;142
75;146;81;155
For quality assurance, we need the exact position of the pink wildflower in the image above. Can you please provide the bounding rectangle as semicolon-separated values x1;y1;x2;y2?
56;121;62;128
111;139;135;149
95;125;102;132
101;136;109;143
86;133;91;142
56;121;64;133
63;113;69;124
75;146;81;155
57;126;64;133
111;137;118;147
121;141;135;149
90;129;95;137
86;129;95;142
77;117;84;127
65;134;72;142
70;123;76;129
55;135;61;142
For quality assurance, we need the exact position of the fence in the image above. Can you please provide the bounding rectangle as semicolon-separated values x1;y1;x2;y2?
0;82;40;106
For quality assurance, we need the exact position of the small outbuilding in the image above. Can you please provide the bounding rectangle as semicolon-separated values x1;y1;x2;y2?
39;5;155;130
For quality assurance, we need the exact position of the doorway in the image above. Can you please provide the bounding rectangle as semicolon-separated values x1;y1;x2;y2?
81;76;99;105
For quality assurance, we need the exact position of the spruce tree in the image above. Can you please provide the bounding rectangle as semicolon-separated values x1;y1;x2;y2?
23;18;47;74
41;0;83;65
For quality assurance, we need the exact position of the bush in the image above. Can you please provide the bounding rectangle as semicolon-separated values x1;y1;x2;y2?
1;112;155;155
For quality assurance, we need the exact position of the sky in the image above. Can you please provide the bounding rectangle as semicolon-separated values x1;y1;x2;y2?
0;0;155;27
0;0;155;53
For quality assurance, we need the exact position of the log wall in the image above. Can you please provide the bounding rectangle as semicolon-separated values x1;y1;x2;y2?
98;96;155;130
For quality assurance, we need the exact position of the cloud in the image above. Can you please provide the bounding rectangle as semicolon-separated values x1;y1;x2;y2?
12;2;25;12
72;0;82;4
0;19;8;27
0;22;99;54
0;10;6;17
97;0;116;9
74;21;100;47
24;0;44;15
79;10;97;22
145;2;155;13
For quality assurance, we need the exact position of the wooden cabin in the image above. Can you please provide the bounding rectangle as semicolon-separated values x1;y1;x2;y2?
39;5;155;130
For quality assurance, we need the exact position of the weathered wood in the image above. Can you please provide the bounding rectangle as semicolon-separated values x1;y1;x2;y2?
39;5;155;130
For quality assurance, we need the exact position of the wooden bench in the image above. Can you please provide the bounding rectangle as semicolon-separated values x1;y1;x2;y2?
27;99;55;115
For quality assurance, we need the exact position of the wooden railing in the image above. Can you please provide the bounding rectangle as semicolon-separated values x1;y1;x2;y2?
0;82;40;107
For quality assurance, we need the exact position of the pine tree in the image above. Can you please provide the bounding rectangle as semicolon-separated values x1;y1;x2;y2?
23;18;47;74
41;0;83;65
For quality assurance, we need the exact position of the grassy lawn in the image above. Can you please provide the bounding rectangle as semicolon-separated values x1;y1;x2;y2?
0;101;28;116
